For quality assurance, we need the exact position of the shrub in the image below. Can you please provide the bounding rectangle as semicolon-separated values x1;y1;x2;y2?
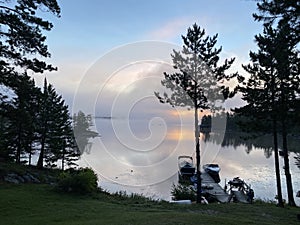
171;183;196;201
57;167;98;194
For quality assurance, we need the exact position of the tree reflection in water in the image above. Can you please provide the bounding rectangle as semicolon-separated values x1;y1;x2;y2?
201;131;300;161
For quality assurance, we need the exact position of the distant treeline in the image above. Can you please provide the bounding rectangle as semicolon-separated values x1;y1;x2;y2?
201;112;300;135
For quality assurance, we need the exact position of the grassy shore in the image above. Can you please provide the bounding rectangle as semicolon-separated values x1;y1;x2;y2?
0;183;299;225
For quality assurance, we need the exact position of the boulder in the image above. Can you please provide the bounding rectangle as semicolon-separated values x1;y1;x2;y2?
4;173;25;184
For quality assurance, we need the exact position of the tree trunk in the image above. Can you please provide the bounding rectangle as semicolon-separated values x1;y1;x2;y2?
16;123;22;164
194;107;201;203
37;135;45;169
271;72;284;207
272;119;284;207
279;79;296;207
281;122;296;206
62;140;65;171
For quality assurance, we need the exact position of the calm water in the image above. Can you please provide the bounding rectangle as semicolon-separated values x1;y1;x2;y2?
79;118;300;204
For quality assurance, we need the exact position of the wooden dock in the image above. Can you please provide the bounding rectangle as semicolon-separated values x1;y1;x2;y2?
230;190;249;203
180;171;253;204
201;172;229;203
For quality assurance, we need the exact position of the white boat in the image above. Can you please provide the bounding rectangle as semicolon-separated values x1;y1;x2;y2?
203;164;220;173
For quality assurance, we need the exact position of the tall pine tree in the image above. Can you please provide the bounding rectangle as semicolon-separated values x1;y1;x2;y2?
1;74;40;164
155;23;236;203
253;0;299;207
37;78;79;169
236;25;285;207
237;1;299;205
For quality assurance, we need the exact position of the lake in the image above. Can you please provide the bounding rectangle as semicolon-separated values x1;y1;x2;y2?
78;117;300;205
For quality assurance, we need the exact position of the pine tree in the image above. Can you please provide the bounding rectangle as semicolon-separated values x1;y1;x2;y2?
155;23;236;203
1;74;40;164
37;79;79;169
236;25;286;207
0;0;60;163
0;0;60;75
242;0;300;207
0;96;14;161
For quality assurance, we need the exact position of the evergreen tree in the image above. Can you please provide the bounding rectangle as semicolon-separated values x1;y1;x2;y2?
0;0;61;163
0;0;60;75
0;95;14;161
37;79;79;169
47;103;80;170
0;73;40;164
255;0;299;207
253;0;299;42
236;25;285;207
155;23;236;203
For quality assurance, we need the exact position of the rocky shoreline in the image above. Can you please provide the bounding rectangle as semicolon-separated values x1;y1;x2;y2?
0;164;59;185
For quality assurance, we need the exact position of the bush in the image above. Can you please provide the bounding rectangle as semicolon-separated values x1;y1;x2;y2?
57;168;98;194
171;183;196;201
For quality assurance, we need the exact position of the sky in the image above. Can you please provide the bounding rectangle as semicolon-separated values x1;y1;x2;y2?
31;0;263;118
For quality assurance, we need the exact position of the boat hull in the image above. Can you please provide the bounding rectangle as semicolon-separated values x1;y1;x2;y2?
178;156;195;183
203;164;221;183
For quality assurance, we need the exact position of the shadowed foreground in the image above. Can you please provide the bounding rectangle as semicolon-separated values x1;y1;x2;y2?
0;184;299;225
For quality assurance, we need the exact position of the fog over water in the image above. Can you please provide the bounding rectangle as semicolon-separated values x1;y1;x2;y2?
79;118;300;205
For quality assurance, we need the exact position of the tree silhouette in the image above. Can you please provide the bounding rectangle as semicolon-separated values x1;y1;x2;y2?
37;79;79;169
8;74;40;164
255;1;299;206
0;0;60;75
155;23;236;203
236;25;285;207
73;111;99;155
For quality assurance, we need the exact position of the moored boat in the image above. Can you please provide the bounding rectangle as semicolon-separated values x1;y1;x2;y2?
178;156;195;182
203;164;221;183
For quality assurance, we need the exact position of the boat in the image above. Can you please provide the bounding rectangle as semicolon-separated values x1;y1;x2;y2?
227;177;254;203
203;164;221;183
203;164;220;173
178;156;195;182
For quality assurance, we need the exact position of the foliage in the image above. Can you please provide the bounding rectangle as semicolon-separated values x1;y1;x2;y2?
0;75;80;169
253;0;299;42
155;23;236;110
56;167;98;194
236;0;299;207
2;73;41;164
37;78;80;169
155;23;237;203
0;0;60;74
0;1;76;169
171;184;196;201
104;190;160;206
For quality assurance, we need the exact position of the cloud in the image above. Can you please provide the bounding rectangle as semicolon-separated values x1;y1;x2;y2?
147;17;195;41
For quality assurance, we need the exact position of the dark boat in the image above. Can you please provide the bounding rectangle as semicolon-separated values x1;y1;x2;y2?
203;164;221;183
178;156;195;182
227;177;254;203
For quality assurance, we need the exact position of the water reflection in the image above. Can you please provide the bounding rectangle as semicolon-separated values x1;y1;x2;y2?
79;118;300;204
204;131;300;159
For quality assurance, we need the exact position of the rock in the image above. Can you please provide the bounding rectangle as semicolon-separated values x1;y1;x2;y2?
4;173;25;184
4;175;20;184
23;173;40;183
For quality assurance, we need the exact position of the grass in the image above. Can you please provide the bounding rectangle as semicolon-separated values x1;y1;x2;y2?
0;183;299;225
